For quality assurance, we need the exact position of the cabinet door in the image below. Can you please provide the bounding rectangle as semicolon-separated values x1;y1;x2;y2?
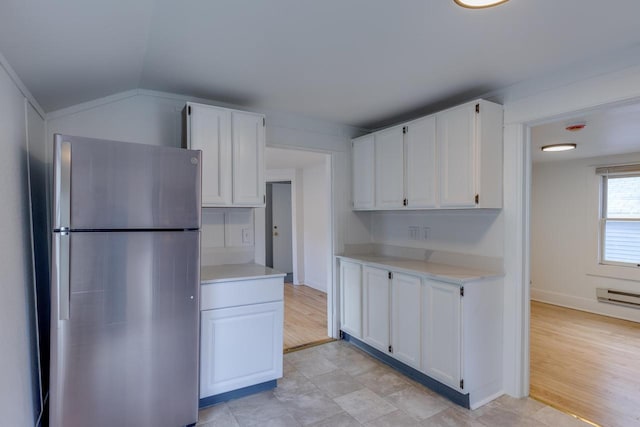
200;301;283;398
188;104;231;206
437;103;477;208
231;111;265;206
340;261;362;338
405;116;437;208
352;135;375;209
362;266;390;352
391;273;422;369
422;279;461;389
375;126;405;209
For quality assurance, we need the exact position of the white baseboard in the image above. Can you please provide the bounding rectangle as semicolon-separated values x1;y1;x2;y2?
470;390;504;410
303;278;327;293
531;288;640;323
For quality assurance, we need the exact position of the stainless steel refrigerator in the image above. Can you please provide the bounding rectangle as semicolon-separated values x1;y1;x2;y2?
50;134;201;427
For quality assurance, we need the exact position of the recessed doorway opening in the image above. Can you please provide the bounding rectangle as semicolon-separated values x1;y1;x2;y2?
529;101;640;426
255;147;333;352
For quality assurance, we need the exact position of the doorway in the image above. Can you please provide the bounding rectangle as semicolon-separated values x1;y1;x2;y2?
266;181;294;283
255;147;333;352
527;103;640;425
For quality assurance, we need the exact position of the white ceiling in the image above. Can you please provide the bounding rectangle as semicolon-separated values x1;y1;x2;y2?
531;101;640;163
266;147;327;170
2;1;640;127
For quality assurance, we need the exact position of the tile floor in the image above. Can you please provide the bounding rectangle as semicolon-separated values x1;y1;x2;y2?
197;340;590;427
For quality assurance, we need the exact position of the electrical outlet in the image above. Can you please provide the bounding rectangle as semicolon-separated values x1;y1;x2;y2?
422;227;430;241
408;226;419;240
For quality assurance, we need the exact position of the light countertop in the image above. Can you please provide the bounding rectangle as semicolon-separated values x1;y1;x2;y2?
201;263;286;284
336;254;502;285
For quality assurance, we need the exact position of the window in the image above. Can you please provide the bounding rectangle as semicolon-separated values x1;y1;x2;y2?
597;165;640;267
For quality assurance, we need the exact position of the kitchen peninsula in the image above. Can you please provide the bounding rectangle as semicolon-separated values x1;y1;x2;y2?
199;263;285;407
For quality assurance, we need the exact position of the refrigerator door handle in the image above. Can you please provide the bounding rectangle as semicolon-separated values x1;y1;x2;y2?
56;232;71;320
54;138;71;229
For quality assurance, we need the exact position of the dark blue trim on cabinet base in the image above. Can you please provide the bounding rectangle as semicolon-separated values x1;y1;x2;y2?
198;380;277;408
342;332;470;409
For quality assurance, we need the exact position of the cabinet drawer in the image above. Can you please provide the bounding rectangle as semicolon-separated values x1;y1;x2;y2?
201;277;284;310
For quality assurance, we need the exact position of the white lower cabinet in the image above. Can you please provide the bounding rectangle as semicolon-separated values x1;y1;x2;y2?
362;266;390;352
391;272;422;369
200;301;283;397
422;279;461;390
338;257;503;409
360;266;421;368
199;275;284;400
340;260;362;338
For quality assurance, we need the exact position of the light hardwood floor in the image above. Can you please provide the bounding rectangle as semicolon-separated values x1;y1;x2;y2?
530;301;640;427
283;283;330;351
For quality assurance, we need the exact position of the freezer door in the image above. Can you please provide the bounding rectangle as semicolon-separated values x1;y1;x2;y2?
53;134;201;230
50;230;200;427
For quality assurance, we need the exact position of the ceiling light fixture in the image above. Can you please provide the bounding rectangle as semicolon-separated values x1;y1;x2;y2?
454;0;509;9
541;143;577;152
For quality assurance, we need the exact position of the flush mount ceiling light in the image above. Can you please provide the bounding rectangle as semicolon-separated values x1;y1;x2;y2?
454;0;509;8
541;143;577;152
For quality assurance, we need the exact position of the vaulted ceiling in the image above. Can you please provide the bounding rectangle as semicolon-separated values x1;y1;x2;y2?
2;0;640;128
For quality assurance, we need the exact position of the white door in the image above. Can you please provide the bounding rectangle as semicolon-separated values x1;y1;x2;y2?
405;115;437;208
362;266;390;353
352;135;375;209
340;260;362;338
200;301;283;398
391;273;422;369
232;111;265;206
188;104;231;206
437;103;477;208
271;182;293;275
422;279;462;389
375;126;405;209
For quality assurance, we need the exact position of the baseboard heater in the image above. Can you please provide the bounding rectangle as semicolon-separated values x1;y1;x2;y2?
597;288;640;309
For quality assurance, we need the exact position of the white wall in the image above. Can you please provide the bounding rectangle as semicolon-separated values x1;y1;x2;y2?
370;210;504;259
0;57;40;427
531;153;640;322
303;162;331;292
201;208;255;266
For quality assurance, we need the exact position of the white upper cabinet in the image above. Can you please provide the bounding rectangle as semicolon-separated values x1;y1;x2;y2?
184;102;265;207
187;104;232;206
375;126;405;209
405;116;437;209
350;99;502;211
437;104;476;208
231;111;265;206
437;100;503;209
352;135;375;209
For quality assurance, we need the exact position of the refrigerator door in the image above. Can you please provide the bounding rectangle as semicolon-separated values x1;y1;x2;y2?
50;230;200;427
53;134;201;230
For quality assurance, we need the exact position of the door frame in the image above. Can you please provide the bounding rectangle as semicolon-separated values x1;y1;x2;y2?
263;171;300;284
254;148;336;339
503;63;640;398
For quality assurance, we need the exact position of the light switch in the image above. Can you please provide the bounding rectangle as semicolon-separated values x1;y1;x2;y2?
242;228;252;244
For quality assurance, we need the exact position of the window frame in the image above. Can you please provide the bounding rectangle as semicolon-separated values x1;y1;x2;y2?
599;172;640;268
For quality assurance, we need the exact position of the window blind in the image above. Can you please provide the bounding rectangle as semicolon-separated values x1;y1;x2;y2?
595;164;640;175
